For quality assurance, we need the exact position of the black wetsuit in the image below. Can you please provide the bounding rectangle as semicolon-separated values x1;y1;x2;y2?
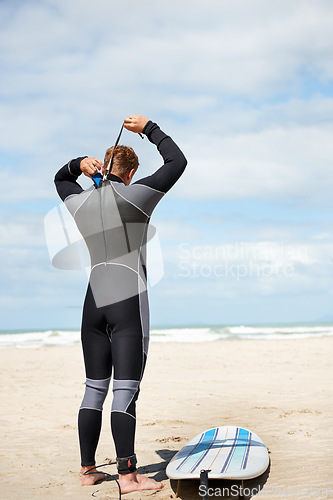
54;121;187;472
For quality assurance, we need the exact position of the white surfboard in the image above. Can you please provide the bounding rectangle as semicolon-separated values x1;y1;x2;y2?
166;426;269;480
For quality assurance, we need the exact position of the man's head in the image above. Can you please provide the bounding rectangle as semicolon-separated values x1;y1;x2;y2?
104;145;139;185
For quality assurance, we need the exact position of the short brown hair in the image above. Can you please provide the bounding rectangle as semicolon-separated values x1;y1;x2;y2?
104;145;139;177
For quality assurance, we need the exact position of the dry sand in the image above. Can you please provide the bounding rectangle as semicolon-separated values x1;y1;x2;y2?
0;338;332;499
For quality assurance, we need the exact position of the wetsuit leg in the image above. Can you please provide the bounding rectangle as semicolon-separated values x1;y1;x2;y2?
105;291;149;461
78;283;149;469
78;284;112;467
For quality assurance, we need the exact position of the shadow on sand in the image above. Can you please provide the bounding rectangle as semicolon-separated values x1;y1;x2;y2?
92;449;270;499
168;461;271;499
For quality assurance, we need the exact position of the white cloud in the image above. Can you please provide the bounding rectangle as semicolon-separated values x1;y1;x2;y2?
177;123;333;203
0;211;46;246
154;215;333;300
168;238;333;298
0;0;332;205
1;99;332;205
1;0;333;95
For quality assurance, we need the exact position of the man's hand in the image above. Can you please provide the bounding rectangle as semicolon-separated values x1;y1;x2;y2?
80;157;103;178
124;115;149;134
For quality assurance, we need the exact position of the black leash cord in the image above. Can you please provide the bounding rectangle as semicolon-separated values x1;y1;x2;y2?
103;124;145;181
103;124;124;180
83;462;121;500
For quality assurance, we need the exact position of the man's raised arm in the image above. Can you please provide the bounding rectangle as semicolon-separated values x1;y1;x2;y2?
124;115;187;193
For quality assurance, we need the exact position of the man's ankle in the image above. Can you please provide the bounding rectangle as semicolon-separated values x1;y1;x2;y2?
116;453;137;475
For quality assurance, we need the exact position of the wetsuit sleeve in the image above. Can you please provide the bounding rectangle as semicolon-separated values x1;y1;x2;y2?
54;157;87;201
133;121;187;193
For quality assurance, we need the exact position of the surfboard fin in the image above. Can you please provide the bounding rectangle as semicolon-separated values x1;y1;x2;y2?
200;469;211;500
176;479;181;497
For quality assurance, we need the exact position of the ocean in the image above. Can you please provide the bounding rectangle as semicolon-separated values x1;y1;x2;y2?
0;323;332;348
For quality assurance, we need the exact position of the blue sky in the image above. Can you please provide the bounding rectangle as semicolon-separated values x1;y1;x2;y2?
0;0;332;329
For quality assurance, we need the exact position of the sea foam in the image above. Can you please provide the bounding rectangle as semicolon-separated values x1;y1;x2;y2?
0;324;332;348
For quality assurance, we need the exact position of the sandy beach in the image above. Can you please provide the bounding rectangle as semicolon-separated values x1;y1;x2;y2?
1;338;332;499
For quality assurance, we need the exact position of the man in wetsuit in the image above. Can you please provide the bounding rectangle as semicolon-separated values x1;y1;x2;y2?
54;115;187;493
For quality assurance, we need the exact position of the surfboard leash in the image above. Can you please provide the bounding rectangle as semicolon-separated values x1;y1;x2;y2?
83;462;122;499
102;124;124;181
92;122;144;188
102;123;145;182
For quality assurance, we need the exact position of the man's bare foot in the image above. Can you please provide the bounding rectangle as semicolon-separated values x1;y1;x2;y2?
80;465;106;486
118;471;163;494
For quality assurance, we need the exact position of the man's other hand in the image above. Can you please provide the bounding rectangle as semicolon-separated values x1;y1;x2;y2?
124;115;149;133
80;157;103;178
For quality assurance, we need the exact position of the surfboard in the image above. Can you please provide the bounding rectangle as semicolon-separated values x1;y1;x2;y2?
166;426;269;481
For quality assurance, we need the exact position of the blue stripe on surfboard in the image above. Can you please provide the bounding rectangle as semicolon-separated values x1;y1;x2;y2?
221;428;250;473
226;428;250;472
190;427;219;473
176;428;217;473
221;427;239;473
176;433;205;470
242;432;252;469
176;432;205;471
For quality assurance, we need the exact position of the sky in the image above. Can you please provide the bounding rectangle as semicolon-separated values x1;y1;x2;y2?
0;0;333;329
